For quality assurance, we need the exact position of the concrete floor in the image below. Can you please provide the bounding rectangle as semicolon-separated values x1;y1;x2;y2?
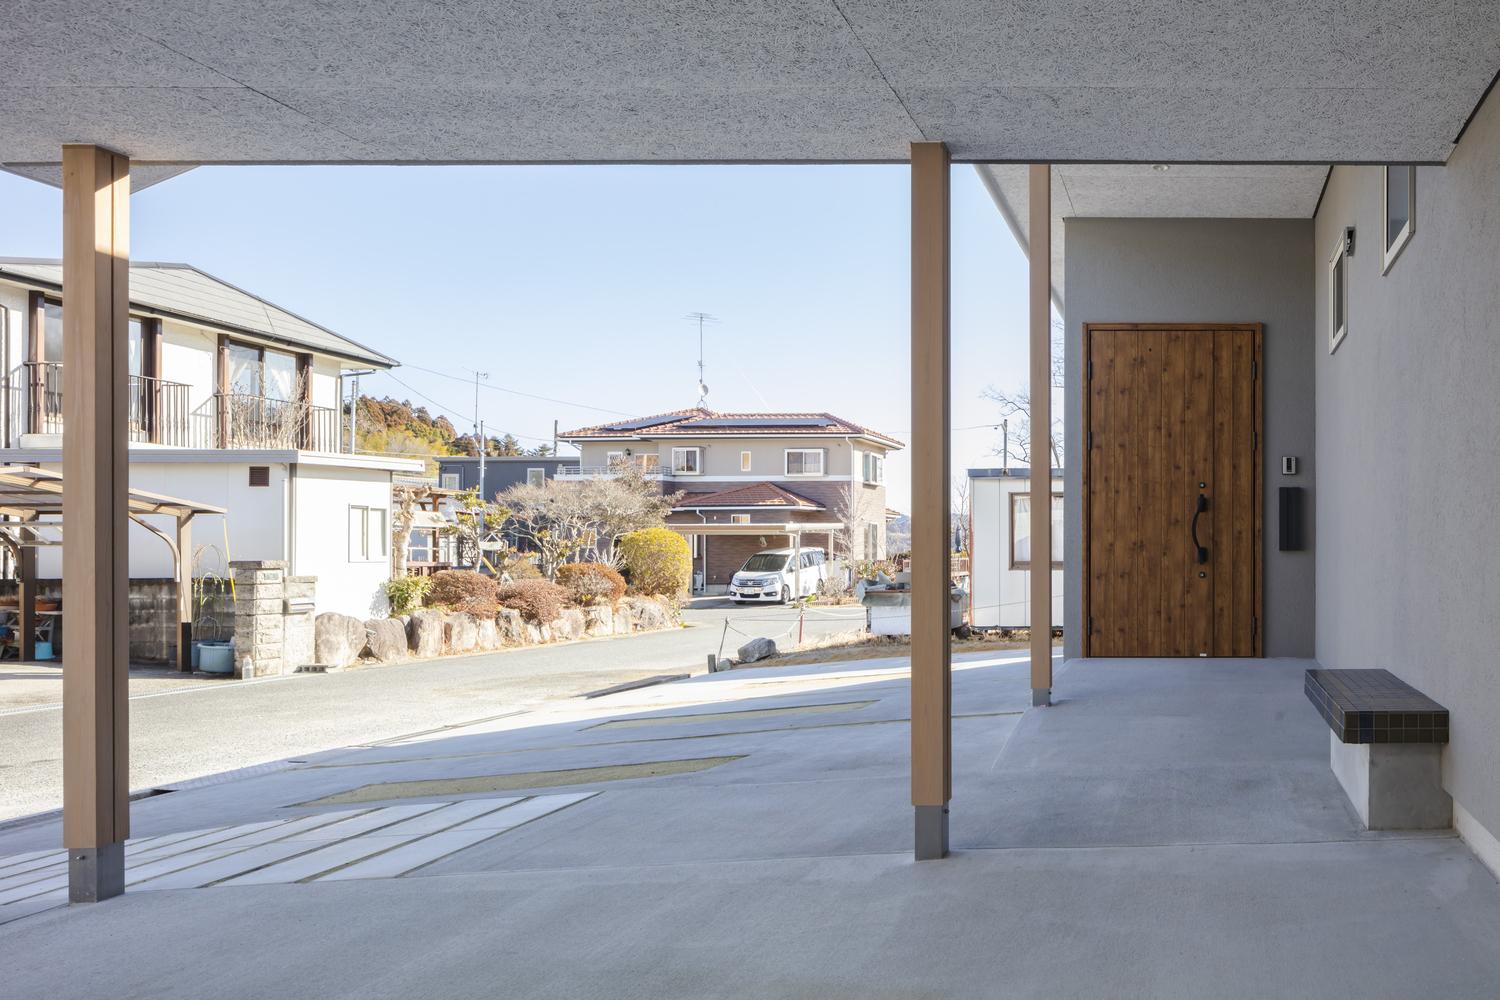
0;599;864;822
3;652;1499;999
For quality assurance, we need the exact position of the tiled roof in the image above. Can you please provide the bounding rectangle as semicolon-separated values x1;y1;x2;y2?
562;407;902;448
674;482;824;510
0;258;396;368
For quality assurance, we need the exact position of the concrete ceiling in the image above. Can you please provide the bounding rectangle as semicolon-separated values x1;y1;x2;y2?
974;164;1332;307
2;2;1498;177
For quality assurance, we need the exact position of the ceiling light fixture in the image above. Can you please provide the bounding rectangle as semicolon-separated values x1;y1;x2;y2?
1152;164;1171;172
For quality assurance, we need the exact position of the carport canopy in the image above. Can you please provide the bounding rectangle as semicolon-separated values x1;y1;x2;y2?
0;466;225;669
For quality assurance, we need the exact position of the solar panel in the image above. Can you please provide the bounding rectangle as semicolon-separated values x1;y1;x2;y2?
601;415;683;431
681;417;838;429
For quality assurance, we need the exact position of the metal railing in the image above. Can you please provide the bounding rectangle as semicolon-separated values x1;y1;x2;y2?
555;457;663;480
213;393;342;452
128;374;194;445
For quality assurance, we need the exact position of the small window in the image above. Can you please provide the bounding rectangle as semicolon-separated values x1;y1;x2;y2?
671;447;702;475
606;451;625;467
1329;238;1349;354
440;472;460;489
729;513;751;525
862;452;884;484
248;466;270;487
785;449;824;476
740;450;752;472
526;467;546;487
1383;165;1415;274
690;534;700;558
348;505;389;562
1011;493;1064;569
864;523;879;561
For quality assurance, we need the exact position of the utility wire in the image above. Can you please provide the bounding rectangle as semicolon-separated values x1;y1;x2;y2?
400;362;633;418
374;370;563;448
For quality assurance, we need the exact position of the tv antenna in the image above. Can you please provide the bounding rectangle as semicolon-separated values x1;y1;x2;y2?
685;312;718;406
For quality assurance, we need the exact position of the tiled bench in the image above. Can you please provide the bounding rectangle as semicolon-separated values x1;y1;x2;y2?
1304;669;1452;830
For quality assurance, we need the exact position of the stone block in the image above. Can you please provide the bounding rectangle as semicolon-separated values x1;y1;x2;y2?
737;636;778;664
476;618;500;651
314;612;365;667
445;613;480;654
496;609;525;645
552;608;585;641
363;618;408;662
407;609;446;658
583;605;614;637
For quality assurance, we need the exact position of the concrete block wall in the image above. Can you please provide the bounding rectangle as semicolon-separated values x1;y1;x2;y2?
0;576;234;664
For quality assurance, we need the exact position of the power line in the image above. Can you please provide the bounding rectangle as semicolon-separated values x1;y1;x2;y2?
373;370;564;448
399;363;633;418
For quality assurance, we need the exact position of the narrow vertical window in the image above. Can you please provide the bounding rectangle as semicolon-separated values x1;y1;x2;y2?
1382;165;1415;274
1329;238;1349;354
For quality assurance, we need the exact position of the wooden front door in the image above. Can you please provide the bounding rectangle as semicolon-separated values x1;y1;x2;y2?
1084;324;1262;657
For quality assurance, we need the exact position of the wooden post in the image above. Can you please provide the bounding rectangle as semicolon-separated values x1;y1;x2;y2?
910;141;951;860
1029;164;1053;706
176;513;193;673
61;143;130;902
18;539;36;662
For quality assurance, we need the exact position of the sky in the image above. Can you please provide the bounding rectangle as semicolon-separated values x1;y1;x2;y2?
0;164;1036;512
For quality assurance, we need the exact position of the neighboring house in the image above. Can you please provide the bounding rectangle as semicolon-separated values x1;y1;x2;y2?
394;476;460;577
0;259;422;617
560;408;901;592
967;468;1064;629
436;455;581;498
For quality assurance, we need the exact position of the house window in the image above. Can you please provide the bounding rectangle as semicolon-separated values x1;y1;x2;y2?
440;472;460;489
1010;493;1064;569
408;528;435;564
729;513;751;525
740;450;752;472
1329;237;1349;354
606;451;625;467
862;452;884;484
1383;165;1415;274
224;340;298;400
38;299;63;364
671;447;702;475
526;467;546;487
864;523;879;561
784;449;824;476
348;505;388;562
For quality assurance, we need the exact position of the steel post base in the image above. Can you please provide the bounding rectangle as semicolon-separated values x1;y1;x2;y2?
68;843;124;903
914;804;949;860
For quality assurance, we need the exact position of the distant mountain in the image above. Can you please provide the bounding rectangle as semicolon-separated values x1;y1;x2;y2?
354;396;546;472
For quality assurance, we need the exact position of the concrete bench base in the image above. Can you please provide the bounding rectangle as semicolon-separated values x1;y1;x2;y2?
1329;732;1452;830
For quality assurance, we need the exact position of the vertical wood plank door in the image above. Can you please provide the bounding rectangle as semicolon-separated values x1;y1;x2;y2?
1085;325;1262;657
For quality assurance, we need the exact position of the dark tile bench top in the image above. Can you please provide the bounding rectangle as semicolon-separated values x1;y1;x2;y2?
1304;669;1449;745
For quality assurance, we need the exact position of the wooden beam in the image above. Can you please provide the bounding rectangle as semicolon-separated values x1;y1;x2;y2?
18;542;36;662
909;141;951;860
1029;164;1053;705
176;513;193;672
61;143;130;902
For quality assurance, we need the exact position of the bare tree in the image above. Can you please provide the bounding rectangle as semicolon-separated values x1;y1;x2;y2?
390;483;433;577
981;322;1065;469
952;475;971;555
827;482;884;592
499;465;681;578
221;371;313;449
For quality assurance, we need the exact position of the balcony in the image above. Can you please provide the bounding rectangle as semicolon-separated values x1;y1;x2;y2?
3;363;342;452
555;456;663;480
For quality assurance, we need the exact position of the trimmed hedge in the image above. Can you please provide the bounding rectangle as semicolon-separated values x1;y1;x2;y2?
426;569;499;616
555;562;627;606
618;527;691;596
496;579;569;625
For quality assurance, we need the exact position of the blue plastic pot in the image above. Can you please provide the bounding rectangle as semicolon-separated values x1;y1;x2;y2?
198;640;234;675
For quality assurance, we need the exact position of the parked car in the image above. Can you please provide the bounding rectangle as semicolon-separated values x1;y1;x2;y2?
728;548;828;604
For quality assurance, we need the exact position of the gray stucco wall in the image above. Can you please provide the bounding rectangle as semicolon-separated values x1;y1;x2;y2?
1314;91;1500;844
1062;217;1316;659
437;457;579;499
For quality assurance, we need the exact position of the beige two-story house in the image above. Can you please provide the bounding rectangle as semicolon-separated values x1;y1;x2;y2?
560;408;901;592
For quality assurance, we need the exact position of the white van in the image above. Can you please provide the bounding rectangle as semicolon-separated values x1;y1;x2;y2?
728;547;828;604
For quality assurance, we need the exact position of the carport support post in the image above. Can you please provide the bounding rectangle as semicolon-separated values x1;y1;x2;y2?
61;144;130;902
176;513;193;672
1028;164;1053;707
18;540;35;662
910;141;951;860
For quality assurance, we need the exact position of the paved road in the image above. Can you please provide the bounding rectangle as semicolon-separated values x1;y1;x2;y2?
0;599;865;823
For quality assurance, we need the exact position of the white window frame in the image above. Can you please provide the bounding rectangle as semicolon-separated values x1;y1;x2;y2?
606;451;625;467
1328;237;1349;355
784;448;824;477
526;467;546;487
690;533;700;557
439;472;460;489
862;452;884;484
1382;165;1416;275
729;513;751;525
671;447;702;475
740;450;752;472
348;505;389;563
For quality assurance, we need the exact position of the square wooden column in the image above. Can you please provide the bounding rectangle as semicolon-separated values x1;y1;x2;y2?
18;539;36;662
176;513;193;672
61;143;130;902
1029;164;1053;706
910;141;951;860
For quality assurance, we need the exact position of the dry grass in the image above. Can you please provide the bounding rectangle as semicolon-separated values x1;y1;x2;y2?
767;628;1053;668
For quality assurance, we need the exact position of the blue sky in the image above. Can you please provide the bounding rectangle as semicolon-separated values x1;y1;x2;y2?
0;164;1032;511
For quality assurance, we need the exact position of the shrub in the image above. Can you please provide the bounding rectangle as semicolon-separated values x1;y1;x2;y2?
496;579;569;625
555;562;627;606
618;527;691;596
502;558;542;581
426;569;499;616
385;574;432;615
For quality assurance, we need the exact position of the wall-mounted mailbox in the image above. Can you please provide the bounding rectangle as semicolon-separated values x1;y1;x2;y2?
1279;486;1305;551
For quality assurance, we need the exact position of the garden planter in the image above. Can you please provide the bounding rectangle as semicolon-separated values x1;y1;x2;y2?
198;640;234;675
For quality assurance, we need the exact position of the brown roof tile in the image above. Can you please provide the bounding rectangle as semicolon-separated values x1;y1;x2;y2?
673;482;824;510
561;408;902;449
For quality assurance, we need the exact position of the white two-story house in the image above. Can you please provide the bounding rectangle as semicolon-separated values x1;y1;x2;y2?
0;258;422;618
560;408;901;592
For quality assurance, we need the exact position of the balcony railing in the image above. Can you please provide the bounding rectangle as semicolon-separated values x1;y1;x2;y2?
555;457;663;480
2;365;343;452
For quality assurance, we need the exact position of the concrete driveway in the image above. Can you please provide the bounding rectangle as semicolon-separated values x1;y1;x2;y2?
0;599;865;824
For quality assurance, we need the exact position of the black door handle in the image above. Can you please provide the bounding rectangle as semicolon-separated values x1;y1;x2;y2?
1191;493;1209;565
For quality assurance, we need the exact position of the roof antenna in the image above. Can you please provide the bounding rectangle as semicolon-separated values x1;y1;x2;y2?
685;312;718;407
